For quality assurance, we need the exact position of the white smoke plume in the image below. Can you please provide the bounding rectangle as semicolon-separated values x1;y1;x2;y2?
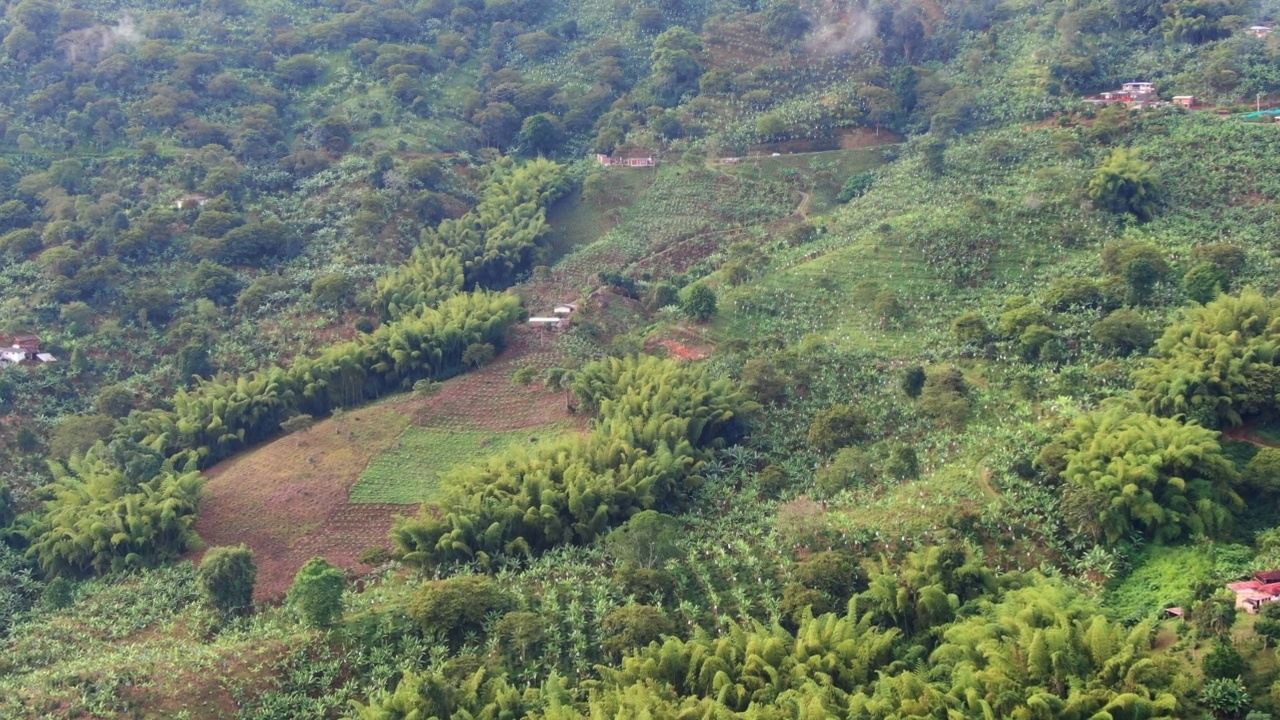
58;14;141;64
803;5;879;55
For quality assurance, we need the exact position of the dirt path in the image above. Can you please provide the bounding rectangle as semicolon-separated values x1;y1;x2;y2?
1222;425;1280;448
795;190;811;218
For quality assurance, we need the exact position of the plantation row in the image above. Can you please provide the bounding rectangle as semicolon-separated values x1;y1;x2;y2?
10;160;573;577
350;551;1184;719
392;354;757;566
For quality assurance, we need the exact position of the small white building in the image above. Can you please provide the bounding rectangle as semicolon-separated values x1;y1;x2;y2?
1251;25;1273;38
35;352;56;363
553;303;577;315
528;317;563;328
1122;82;1155;94
0;347;28;365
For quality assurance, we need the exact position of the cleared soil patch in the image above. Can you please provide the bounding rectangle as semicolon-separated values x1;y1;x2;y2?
195;404;413;601
196;331;581;602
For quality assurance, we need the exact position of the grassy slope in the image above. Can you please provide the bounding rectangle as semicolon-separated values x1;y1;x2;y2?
8;111;1280;717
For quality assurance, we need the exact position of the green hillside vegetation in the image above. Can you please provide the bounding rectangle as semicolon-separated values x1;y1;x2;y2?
6;0;1280;717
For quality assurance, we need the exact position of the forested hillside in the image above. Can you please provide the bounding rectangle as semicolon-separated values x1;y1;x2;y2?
4;0;1280;717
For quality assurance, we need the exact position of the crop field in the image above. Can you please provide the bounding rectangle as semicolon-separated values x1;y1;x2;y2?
351;424;576;504
195;404;413;600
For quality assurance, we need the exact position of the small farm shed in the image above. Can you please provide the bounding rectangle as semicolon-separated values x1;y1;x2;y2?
528;317;563;328
174;195;210;211
1173;96;1194;108
553;303;577;315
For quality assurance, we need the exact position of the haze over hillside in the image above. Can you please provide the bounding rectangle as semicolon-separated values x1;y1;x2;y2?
2;0;1280;717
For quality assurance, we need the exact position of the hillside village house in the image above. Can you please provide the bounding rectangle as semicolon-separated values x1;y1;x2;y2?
0;334;54;366
595;153;656;168
1090;81;1162;108
1251;24;1274;38
1228;570;1280;613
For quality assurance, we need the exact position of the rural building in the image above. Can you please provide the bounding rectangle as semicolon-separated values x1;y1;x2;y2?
595;153;656;168
1228;570;1280;613
1089;82;1159;108
174;195;210;211
1173;95;1195;108
0;334;55;366
9;334;41;352
553;303;577;315
1251;24;1273;38
528;317;564;329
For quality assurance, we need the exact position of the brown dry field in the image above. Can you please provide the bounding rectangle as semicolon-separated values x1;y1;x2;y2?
193;329;577;602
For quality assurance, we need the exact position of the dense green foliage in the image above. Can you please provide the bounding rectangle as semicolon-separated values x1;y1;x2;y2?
287;557;345;630
392;355;755;566
1058;405;1241;543
7;0;1280;715
197;545;256;619
1133;289;1280;428
19;447;202;577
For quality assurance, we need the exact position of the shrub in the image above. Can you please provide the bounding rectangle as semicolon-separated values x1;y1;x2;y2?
1091;310;1152;355
410;575;508;644
681;284;717;322
1192;244;1246;274
287;557;345;629
310;273;356;309
757;464;790;497
462;342;496;368
601;605;676;658
1202;640;1246;680
358;547;392;566
816;447;873;495
1245;449;1280;493
512;366;538;386
806;404;869;454
780;583;831;625
919;366;970;425
605;511;681;571
1045;278;1102;311
838;172;876;202
1183;261;1228;304
197;545;256;619
952;312;991;346
901;366;926;398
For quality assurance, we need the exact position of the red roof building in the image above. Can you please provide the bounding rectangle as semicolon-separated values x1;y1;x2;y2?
1228;571;1280;613
9;334;39;352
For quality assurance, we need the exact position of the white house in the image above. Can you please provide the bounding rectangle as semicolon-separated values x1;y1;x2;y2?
0;347;28;365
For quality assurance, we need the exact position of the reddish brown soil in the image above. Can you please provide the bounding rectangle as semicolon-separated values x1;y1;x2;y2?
194;404;412;602
1223;424;1280;448
194;330;579;602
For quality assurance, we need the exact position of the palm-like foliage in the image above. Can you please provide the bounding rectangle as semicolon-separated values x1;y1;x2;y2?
1132;288;1280;428
392;355;758;567
1088;148;1158;221
21;446;202;577
1058;404;1240;543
